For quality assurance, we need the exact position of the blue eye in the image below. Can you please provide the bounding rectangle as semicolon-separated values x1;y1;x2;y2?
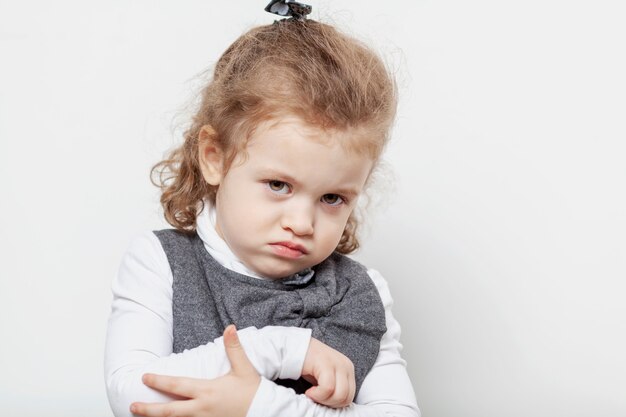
267;180;290;194
321;194;344;206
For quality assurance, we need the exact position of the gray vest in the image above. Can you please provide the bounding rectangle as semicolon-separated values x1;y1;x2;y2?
154;229;387;395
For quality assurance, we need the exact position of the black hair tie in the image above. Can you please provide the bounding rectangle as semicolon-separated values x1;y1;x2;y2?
265;0;312;21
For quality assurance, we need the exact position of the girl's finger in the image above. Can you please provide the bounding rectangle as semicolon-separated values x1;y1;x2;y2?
130;399;198;417
140;373;204;398
348;370;356;405
332;369;350;407
328;369;350;408
223;325;256;376
344;370;355;405
306;368;335;403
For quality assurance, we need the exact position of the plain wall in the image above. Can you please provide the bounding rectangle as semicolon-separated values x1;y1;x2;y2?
1;1;624;416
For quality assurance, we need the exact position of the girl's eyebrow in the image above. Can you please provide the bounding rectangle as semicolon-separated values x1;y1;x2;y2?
334;189;359;199
259;169;300;186
259;169;360;198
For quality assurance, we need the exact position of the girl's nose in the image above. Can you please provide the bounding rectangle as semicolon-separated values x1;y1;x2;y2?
281;201;314;236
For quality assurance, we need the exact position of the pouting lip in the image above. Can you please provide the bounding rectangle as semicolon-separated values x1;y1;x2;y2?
270;241;308;255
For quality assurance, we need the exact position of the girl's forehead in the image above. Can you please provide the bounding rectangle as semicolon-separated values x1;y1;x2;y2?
249;116;333;145
245;117;351;161
245;115;374;155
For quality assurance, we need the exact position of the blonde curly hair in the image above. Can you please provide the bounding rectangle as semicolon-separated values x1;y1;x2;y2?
151;19;397;254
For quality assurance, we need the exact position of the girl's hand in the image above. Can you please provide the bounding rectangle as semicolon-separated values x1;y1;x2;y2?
302;337;356;408
130;325;260;417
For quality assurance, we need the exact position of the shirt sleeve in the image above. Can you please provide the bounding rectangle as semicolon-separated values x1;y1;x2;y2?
104;231;312;417
245;269;421;417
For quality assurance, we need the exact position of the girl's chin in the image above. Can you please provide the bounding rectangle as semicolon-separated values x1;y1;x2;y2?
258;267;303;280
248;260;310;280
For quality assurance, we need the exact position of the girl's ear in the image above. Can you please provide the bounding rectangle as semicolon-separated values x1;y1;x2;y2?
198;125;224;186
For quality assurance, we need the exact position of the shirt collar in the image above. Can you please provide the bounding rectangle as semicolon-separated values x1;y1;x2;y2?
196;201;267;280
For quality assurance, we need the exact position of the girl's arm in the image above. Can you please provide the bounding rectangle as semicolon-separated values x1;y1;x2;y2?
104;231;311;417
127;268;421;417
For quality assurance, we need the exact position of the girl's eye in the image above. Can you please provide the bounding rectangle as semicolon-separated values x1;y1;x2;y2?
321;194;344;206
267;180;290;194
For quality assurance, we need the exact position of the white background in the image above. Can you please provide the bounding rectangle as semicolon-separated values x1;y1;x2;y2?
1;1;625;416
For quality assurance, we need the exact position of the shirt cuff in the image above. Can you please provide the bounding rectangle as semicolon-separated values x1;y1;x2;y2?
278;327;312;380
246;376;276;417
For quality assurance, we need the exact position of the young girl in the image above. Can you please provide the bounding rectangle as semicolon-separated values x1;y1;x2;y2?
104;3;420;417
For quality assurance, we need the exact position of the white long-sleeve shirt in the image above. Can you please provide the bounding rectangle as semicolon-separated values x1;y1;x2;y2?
104;204;420;417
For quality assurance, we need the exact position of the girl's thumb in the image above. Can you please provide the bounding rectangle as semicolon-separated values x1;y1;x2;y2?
223;324;255;374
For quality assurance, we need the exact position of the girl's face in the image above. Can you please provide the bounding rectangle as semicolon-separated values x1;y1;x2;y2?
200;116;374;279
